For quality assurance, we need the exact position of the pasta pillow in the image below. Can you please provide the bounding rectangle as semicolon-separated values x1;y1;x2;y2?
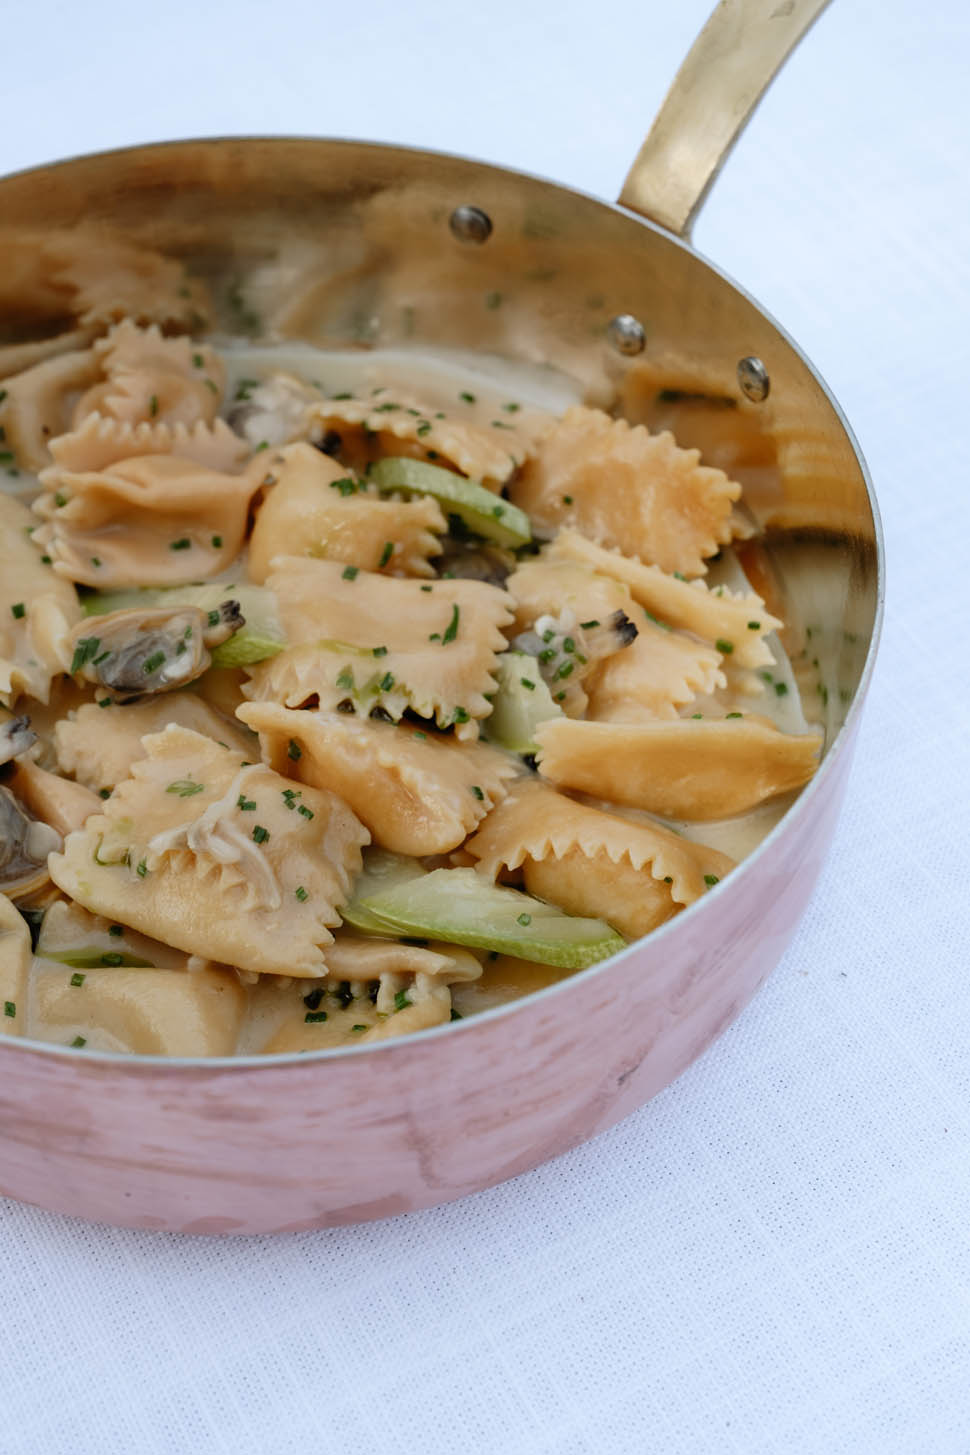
48;724;370;976
509;406;740;576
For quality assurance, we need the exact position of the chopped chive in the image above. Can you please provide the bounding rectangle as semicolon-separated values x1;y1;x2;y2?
252;825;270;844
562;636;575;654
413;731;428;742
136;859;148;878
517;913;532;926
556;661;574;680
169;537;191;551
295;886;309;902
71;1036;86;1048
554;691;566;703
10;602;25;619
99;787;111;798
416;422;432;438
579;619;600;630
442;604;460;644
3;1001;15;1018
470;785;485;801
459;391;476;404
420;584;433;592
297;804;314;820
237;795;256;811
97;702;112;712
372;645;388;657
492;505;505;518
747;620;761;630
394;989;411;1011
542;629;555;644
520;677;536;690
663;876;673;884
40;555;52;564
774;681;789;697
54;492;68;508
726;712;743;719
287;738;302;761
336;668;354;691
304;1010;328;1023
378;541;394;568
148;394;159;417
166;779;204;798
70;637;101;674
502;402;521;413
211;535;223;549
351;1024;367;1033
377;672;395;692
704;875;720;887
715;638;734;654
342;565;359;581
562;494;573;505
673;571;687;581
109;925;123;936
452;706;470;725
691;713;703;719
330;477;357;497
192;352;204;368
90;557;101;568
203;377;218;394
143;651;166;675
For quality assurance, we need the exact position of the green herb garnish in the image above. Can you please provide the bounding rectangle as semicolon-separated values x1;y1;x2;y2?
166;779;204;798
252;825;270;844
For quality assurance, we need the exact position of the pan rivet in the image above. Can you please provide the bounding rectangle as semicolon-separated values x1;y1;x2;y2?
608;314;646;356
738;356;770;402
449;206;493;244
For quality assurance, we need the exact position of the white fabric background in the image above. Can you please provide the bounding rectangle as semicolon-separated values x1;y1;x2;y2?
2;1;969;1451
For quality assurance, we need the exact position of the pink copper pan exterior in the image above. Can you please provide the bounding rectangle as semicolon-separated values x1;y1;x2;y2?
0;135;883;1233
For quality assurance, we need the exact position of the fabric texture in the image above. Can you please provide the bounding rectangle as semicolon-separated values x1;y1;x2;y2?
1;1;969;1451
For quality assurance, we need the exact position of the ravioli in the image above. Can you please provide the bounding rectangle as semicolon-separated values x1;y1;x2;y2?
534;716;822;819
48;725;370;976
244;558;514;738
467;778;734;941
239;701;520;855
247;442;445;583
509;406;740;576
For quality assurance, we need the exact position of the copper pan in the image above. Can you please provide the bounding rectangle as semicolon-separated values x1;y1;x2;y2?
0;0;883;1233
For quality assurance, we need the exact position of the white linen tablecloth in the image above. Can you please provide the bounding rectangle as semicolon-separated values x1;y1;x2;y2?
2;1;969;1450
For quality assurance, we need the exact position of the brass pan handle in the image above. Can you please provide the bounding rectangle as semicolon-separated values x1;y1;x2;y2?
618;0;831;238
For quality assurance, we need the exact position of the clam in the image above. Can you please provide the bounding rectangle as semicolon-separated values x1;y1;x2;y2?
67;600;245;700
0;784;61;902
0;715;37;767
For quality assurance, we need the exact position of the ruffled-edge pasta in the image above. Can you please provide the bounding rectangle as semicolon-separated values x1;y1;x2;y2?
48;725;370;976
245;558;515;739
44;411;248;475
509;406;740;576
247;442;445;583
255;933;483;1051
534;715;823;820
73;322;226;430
0;494;81;707
583;622;725;722
238;701;520;855
467;778;734;941
32;453;262;587
307;391;527;491
546;528;782;670
0;892;30;1037
55;694;254;795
